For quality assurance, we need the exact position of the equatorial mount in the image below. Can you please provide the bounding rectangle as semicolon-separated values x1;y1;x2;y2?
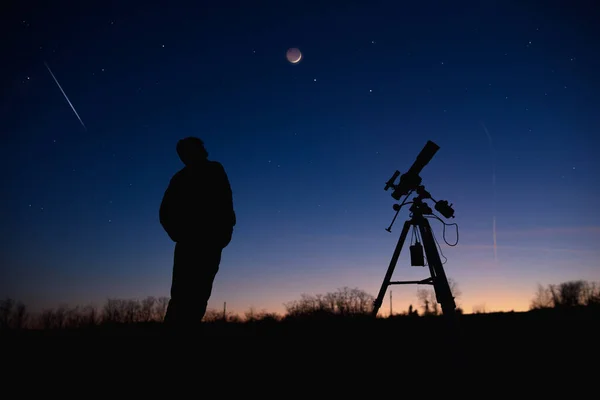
384;183;455;233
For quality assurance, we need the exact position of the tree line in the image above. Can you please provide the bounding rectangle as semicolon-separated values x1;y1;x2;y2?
529;280;600;309
1;280;598;330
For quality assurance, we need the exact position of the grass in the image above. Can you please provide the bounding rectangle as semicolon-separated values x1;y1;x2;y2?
2;307;597;390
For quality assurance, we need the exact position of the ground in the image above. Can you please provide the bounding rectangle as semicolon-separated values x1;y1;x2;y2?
2;308;596;390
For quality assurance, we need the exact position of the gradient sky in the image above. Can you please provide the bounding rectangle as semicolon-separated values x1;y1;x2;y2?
2;1;599;317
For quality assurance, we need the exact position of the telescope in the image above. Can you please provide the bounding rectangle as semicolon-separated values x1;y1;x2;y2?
385;140;440;200
374;139;458;319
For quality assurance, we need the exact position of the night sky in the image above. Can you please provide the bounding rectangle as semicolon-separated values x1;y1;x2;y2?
2;1;599;316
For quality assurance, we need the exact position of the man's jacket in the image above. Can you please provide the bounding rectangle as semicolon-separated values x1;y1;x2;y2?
159;160;236;247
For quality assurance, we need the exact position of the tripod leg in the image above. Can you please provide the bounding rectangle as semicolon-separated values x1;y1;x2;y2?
417;217;469;368
416;217;456;316
372;220;412;317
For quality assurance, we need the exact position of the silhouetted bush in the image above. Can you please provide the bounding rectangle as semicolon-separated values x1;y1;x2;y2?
203;308;243;323
244;307;282;323
283;287;374;319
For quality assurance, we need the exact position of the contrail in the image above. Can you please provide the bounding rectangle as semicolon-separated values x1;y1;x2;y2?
44;61;87;131
480;121;497;263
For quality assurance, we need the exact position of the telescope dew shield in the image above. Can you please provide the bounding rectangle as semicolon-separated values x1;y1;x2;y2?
390;140;440;200
408;140;440;176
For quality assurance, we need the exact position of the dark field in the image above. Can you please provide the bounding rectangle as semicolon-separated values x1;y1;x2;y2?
3;307;597;386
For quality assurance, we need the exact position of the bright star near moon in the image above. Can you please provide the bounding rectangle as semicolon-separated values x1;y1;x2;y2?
286;48;302;64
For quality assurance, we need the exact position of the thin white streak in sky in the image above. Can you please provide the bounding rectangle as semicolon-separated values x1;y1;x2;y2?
44;61;87;131
481;121;497;262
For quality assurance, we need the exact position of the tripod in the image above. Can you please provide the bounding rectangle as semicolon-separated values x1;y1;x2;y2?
372;194;457;319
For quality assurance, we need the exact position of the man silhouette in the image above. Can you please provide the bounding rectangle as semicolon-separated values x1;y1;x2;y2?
159;137;236;330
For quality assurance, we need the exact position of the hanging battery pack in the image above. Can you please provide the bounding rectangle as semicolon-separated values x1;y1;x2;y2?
410;241;425;266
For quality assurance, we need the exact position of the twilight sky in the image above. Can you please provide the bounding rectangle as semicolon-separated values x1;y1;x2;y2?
2;0;599;316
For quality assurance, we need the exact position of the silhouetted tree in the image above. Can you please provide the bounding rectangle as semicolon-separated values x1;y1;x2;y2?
155;297;169;321
80;305;99;326
530;284;553;309
123;299;141;323
530;280;600;309
65;306;84;327
417;288;437;315
39;305;69;329
12;302;28;329
284;287;374;317
0;298;29;330
103;299;126;323
582;282;600;306
0;298;14;329
417;278;461;316
140;296;156;322
407;304;418;317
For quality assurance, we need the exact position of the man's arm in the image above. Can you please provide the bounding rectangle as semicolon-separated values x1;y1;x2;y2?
214;162;236;228
159;175;182;242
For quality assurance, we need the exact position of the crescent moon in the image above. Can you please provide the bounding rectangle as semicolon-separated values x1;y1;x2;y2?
286;48;302;64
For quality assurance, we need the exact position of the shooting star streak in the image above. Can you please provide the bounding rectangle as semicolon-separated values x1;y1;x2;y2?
481;121;497;263
44;61;87;131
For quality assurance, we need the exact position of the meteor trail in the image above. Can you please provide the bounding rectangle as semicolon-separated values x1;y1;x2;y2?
44;61;87;131
481;121;497;263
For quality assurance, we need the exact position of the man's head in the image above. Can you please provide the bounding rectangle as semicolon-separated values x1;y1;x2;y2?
176;137;208;166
